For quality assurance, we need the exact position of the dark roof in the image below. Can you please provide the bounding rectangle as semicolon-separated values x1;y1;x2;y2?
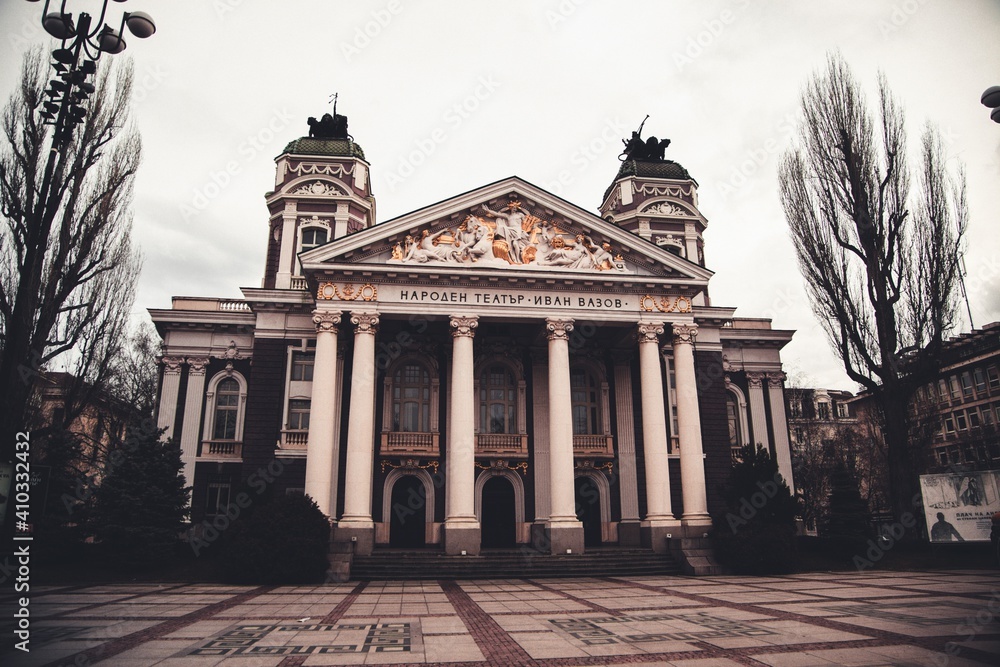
280;137;366;160
603;158;696;201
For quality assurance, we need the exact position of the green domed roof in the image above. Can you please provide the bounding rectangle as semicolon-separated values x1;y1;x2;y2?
281;137;366;160
603;158;696;202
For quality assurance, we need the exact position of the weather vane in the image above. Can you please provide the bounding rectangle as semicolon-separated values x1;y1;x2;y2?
329;92;338;116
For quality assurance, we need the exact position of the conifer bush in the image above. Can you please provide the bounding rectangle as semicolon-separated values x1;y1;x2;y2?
713;443;799;574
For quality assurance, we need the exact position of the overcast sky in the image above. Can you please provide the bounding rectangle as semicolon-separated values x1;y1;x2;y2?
2;0;998;391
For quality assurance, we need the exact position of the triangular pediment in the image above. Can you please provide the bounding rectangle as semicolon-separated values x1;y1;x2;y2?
300;176;713;285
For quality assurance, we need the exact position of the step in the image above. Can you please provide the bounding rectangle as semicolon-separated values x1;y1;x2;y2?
349;548;681;580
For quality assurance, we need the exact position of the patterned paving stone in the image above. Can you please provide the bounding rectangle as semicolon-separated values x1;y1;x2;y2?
2;570;999;666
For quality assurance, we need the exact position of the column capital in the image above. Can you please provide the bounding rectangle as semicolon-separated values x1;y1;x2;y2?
545;318;574;341
672;322;698;345
449;315;479;338
186;357;211;375
350;311;379;335
313;309;343;333
746;371;766;388
637;321;664;344
159;355;185;375
767;371;787;388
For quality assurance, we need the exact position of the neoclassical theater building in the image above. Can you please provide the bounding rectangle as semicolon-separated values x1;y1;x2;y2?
151;113;795;561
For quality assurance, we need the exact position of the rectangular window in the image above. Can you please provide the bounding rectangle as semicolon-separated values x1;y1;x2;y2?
790;399;802;418
950;376;962;400
983;407;994;426
206;482;231;516
938;448;949;465
969;408;981;429
944;415;955;434
817;402;830;420
288;399;311;430
836;402;849;418
291;352;315;381
961;372;974;399
988;366;1000;390
956;411;968;431
974;367;987;393
939;379;950;404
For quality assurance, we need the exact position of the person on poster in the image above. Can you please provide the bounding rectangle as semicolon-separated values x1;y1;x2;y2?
930;512;964;542
959;476;982;506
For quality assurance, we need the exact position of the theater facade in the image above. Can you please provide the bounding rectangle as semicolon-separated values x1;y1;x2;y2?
151;115;795;561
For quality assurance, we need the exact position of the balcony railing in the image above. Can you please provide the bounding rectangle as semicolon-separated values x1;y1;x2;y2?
201;440;243;459
731;446;742;466
476;433;529;458
280;430;309;450
572;434;614;457
290;276;308;290
381;431;439;456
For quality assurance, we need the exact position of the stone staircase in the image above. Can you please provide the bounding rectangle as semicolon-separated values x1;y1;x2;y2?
347;547;682;580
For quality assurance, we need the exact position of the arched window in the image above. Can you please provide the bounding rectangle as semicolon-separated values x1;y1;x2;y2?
392;362;430;432
213;378;241;440
726;391;741;447
480;364;517;434
300;227;328;251
571;367;601;435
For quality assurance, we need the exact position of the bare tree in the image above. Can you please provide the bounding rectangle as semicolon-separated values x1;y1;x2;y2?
0;48;142;489
779;54;967;525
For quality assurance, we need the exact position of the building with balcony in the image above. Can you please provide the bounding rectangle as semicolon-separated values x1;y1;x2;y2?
150;112;795;560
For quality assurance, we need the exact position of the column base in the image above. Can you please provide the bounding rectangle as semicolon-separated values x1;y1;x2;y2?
335;520;375;556
546;521;584;555
618;520;642;547
443;521;481;555
682;515;713;532
640;519;683;554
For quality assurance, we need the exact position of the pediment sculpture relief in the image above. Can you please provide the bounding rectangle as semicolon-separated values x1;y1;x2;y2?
388;201;626;272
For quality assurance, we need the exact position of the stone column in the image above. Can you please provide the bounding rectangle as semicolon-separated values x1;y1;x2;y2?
767;372;796;490
637;321;678;552
275;203;296;289
177;357;209;493
444;315;480;555
746;372;771;452
156;356;185;439
335;312;379;555
304;310;342;519
672;323;710;527
545;318;584;554
612;354;641;545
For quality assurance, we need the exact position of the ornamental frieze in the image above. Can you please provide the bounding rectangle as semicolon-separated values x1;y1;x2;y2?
639;295;693;313
317;282;377;301
388;200;626;272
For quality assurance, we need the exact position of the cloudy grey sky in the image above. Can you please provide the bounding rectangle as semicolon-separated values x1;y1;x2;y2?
2;0;998;391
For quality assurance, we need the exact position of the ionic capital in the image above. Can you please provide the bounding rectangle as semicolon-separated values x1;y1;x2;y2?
637;321;664;345
160;356;185;375
186;357;211;375
545;318;574;341
449;315;479;338
672;322;698;345
313;309;342;333
350;311;379;335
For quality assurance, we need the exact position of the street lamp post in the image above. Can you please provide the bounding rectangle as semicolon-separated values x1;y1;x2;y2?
982;86;1000;124
0;0;156;536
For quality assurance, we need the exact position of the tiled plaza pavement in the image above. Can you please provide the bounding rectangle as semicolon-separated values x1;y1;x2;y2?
2;570;999;666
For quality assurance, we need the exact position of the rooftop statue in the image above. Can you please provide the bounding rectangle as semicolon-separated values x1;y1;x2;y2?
307;112;349;139
619;115;671;162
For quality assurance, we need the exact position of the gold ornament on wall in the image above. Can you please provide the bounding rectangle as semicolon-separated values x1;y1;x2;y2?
317;282;378;302
639;295;692;313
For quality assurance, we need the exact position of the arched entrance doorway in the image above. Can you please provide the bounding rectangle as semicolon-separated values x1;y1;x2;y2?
575;476;603;547
389;475;426;548
480;476;516;548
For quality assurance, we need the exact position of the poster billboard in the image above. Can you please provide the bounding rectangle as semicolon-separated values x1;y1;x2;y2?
919;470;1000;543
